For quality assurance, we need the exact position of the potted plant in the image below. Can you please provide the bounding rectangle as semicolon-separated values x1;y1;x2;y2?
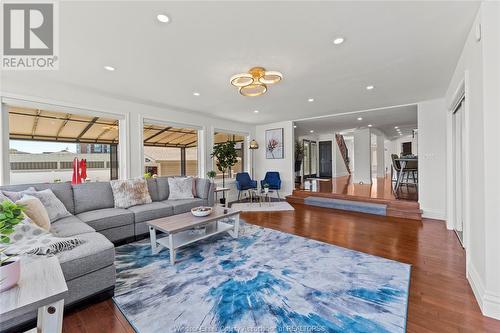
206;170;217;183
294;141;304;184
263;183;270;194
0;200;25;292
211;141;238;204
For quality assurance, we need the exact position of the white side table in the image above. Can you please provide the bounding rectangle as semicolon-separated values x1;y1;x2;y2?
214;187;230;207
0;256;68;333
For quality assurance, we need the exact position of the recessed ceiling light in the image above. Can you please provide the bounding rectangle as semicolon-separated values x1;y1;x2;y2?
157;14;170;23
193;92;200;96
368;124;372;127
253;110;259;114
104;66;115;71
366;85;374;90
394;126;399;129
310;130;314;133
333;37;344;45
293;125;297;128
308;98;314;102
357;117;363;121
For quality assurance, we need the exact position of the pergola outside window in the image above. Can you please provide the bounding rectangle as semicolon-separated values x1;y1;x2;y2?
143;123;198;177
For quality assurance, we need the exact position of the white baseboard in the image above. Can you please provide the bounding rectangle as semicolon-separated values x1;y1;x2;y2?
421;209;446;220
467;262;500;320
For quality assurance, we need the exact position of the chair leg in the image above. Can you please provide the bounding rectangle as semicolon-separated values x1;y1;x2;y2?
276;191;280;200
237;191;241;202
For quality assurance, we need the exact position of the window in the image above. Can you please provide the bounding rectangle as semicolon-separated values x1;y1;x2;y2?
143;122;198;177
8;106;120;184
212;131;245;179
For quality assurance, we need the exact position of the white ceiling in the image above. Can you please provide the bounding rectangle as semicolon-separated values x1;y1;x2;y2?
2;1;479;124
294;104;418;140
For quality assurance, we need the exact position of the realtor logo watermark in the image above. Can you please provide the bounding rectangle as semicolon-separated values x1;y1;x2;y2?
1;1;59;70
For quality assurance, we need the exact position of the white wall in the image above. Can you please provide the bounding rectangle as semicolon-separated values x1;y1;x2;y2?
417;99;447;220
352;128;372;184
255;121;294;196
445;2;500;319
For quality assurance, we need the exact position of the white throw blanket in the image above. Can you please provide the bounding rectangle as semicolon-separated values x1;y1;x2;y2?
1;219;84;256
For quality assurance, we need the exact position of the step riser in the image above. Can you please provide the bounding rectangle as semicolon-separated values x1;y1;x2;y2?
286;195;422;221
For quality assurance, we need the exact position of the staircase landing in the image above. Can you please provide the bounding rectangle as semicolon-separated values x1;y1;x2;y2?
288;176;421;220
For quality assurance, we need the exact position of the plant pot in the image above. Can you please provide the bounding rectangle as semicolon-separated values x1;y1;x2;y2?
0;257;20;292
264;188;269;194
219;198;226;205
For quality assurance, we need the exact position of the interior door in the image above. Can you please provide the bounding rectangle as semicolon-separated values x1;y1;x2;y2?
319;141;332;177
452;98;465;245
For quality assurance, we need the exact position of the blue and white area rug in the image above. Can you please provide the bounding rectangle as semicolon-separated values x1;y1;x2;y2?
114;222;410;333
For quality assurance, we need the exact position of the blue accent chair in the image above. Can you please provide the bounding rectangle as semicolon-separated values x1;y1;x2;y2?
235;172;258;201
261;172;282;199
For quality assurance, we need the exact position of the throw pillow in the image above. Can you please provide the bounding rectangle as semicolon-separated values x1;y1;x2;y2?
2;187;36;202
168;177;194;200
16;195;51;231
27;189;71;222
110;178;152;208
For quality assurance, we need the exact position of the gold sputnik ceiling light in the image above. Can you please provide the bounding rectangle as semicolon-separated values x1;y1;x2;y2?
230;67;283;97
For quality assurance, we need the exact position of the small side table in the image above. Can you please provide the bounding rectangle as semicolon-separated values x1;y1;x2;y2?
0;256;68;333
214;187;230;207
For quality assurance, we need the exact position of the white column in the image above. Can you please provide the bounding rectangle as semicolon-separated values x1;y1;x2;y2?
352;128;372;184
376;134;385;177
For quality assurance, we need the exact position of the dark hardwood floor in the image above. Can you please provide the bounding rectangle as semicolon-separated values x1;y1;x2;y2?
62;204;500;333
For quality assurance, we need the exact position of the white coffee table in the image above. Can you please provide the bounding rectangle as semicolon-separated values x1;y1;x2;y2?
0;256;68;333
147;206;240;265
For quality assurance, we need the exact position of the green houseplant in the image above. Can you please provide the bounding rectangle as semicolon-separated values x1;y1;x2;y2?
0;200;25;291
211;141;238;204
206;170;217;183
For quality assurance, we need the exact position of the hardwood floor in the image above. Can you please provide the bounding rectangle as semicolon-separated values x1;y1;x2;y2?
298;175;418;201
62;204;500;333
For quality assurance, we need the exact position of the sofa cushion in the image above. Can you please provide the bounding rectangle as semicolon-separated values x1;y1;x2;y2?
50;215;95;237
146;178;160;202
57;232;114;281
76;208;134;231
163;198;204;215
126;202;173;223
72;182;115;214
195;178;211;199
156;177;170;201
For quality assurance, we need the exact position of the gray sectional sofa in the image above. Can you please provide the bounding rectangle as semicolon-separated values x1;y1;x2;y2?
0;177;214;332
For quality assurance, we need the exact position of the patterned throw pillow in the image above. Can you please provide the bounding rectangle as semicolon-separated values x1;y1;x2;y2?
110;178;152;208
168;177;195;200
26;189;71;222
16;195;51;231
2;219;84;256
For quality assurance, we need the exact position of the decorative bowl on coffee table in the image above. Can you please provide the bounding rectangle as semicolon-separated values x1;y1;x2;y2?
191;206;213;217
